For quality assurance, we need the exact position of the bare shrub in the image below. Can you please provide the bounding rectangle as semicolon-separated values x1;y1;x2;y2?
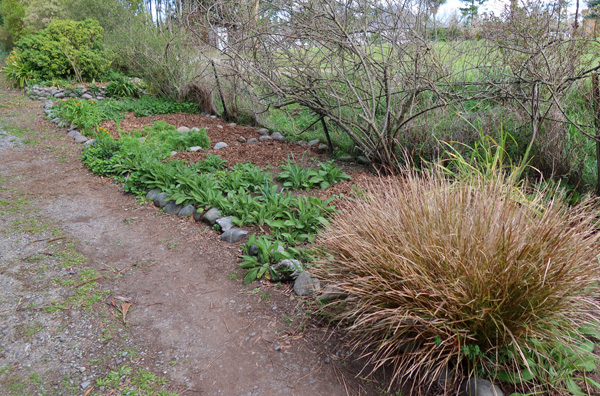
315;169;600;392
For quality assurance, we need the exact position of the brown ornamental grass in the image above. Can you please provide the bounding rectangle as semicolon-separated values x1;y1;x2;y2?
315;169;600;393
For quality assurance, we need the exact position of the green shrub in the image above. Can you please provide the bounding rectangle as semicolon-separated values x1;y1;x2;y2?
315;169;600;393
133;121;210;152
2;50;34;88
53;97;104;135
7;19;111;83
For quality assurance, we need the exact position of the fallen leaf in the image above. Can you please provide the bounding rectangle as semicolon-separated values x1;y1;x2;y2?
121;302;132;322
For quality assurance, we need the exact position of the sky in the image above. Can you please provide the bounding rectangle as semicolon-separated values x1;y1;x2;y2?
436;0;587;21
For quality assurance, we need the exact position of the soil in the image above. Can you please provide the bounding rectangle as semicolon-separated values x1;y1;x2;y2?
0;85;388;395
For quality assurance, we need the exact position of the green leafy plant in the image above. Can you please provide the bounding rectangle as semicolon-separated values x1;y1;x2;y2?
240;235;303;284
309;161;352;189
2;51;34;88
105;76;142;98
278;159;317;190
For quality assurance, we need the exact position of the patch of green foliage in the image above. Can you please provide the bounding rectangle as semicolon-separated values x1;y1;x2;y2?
278;159;351;190
5;19;111;84
81;129;337;246
105;76;142;98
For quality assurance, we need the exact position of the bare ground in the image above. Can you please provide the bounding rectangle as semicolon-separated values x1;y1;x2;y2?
0;86;386;396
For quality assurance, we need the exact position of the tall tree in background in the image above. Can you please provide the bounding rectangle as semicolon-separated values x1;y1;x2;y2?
459;0;485;26
429;0;446;40
587;0;600;18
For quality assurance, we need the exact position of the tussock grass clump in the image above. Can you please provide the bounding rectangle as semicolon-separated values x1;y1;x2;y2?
315;170;600;392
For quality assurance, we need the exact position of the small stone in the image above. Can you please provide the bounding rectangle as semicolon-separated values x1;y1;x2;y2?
237;136;247;143
153;193;171;208
461;377;504;396
220;229;249;243
80;380;91;390
356;155;370;165
271;132;284;141
177;126;190;133
193;210;204;222
274;345;282;351
78;367;86;372
258;135;272;142
293;272;321;295
307;139;320;146
189;146;203;152
190;127;201;132
324;357;331;364
271;259;304;281
202;208;221;225
214;142;228;150
248;245;259;256
178;205;196;218
318;143;329;151
74;135;88;144
297;141;307;146
54;92;65;98
51;118;61;124
84;139;95;145
164;201;183;215
81;93;93;100
216;216;235;232
67;130;79;137
337;154;354;162
247;138;258;144
256;128;269;135
146;189;160;201
229;123;237;126
170;151;178;156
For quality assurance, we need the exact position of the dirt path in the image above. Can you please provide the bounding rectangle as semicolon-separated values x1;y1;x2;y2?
0;85;379;396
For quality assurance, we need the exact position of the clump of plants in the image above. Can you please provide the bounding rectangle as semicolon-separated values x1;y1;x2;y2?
105;76;143;98
240;235;306;284
278;159;351;190
315;168;600;394
5;19;112;84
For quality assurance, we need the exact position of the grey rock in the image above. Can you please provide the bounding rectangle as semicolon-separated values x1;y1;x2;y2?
68;124;78;131
258;135;272;142
81;93;93;100
202;208;221;225
337;154;354;162
190;127;201;132
271;259;304;281
256;128;269;135
189;146;203;152
237;136;247;143
164;201;183;215
146;189;160;201
297;141;307;146
248;244;259;256
74;135;88;144
193;210;204;222
293;272;321;295
216;216;235;232
324;357;331;364
307;139;320;146
96;96;104;101
220;229;249;243
229;123;237;127
84;139;95;145
461;378;504;396
80;380;91;390
214;142;228;150
67;130;80;137
356;155;370;165
319;285;348;302
318;143;329;151
51;118;61;124
247;138;259;144
170;151;178;156
44;100;53;108
210;115;217;118
178;205;196;218
177;126;190;133
271;132;285;141
54;92;65;98
153;193;171;208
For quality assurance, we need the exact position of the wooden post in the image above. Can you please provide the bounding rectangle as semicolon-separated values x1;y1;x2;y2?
320;117;334;154
592;73;600;195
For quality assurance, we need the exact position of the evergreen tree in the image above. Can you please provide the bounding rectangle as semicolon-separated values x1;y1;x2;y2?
459;0;486;26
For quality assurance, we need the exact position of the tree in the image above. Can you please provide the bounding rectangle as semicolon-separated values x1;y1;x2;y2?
23;0;66;32
428;0;446;40
0;0;27;42
587;0;600;18
459;0;485;26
